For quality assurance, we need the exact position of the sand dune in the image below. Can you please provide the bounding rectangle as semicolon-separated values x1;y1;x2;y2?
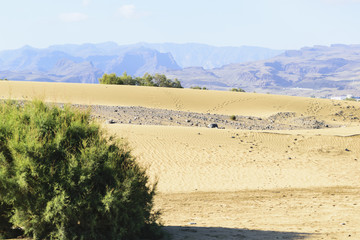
107;124;360;193
2;81;360;119
1;81;360;239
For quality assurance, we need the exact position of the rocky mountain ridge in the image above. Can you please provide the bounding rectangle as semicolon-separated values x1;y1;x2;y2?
0;42;281;83
1;43;360;97
166;44;360;97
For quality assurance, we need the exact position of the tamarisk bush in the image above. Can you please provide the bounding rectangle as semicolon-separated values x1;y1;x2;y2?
0;100;161;240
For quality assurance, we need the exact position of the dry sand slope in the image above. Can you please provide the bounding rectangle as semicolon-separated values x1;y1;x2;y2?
1;81;360;240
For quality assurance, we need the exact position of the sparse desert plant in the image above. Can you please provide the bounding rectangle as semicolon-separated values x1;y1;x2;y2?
230;88;245;92
230;115;236;121
0;100;161;240
344;97;357;101
190;86;201;89
190;86;208;90
99;72;182;88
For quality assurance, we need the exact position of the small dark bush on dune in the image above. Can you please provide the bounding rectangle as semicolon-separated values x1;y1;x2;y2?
0;100;161;240
230;88;245;92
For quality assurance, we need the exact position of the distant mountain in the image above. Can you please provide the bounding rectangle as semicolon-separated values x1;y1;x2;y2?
87;47;180;76
137;42;283;69
0;42;282;84
0;44;182;82
0;45;82;72
166;44;360;97
0;60;102;84
47;42;283;69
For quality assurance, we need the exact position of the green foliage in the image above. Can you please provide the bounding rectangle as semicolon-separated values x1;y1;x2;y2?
344;97;357;101
0;100;161;240
229;115;236;121
190;86;208;90
0;78;8;81
230;88;245;92
0;202;23;239
99;72;182;88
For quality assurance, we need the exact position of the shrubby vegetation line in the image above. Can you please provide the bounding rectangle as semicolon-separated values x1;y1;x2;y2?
99;72;182;88
230;88;246;92
0;100;161;240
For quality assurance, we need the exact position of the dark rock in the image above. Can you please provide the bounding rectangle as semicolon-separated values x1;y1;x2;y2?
107;119;116;124
208;123;218;128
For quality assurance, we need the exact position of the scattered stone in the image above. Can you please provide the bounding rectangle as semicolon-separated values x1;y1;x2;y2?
32;103;342;130
107;119;116;124
208;123;218;128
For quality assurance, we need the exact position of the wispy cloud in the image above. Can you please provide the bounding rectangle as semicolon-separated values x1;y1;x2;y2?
82;0;90;7
117;4;148;19
59;12;88;22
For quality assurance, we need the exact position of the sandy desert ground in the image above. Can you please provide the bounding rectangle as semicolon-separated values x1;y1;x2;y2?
1;81;360;240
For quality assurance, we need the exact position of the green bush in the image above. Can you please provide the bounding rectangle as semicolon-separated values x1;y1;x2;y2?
344;97;357;101
229;115;236;121
1;202;20;239
0;100;161;240
99;72;182;88
230;88;245;92
190;86;208;90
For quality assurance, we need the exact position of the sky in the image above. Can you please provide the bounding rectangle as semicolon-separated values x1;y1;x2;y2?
0;0;360;51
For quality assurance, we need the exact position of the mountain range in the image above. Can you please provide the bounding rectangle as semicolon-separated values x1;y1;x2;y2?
166;44;360;97
0;42;282;83
1;42;360;97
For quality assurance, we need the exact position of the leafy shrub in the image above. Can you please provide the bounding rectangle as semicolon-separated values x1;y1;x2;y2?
229;115;236;121
344;97;357;101
0;202;23;239
230;88;245;92
0;100;161;240
190;86;208;90
190;86;201;90
99;72;182;88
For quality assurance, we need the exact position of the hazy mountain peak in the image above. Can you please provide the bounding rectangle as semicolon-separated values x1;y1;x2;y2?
1;42;285;88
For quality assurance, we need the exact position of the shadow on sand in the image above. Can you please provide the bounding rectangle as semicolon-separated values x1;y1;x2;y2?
162;226;313;240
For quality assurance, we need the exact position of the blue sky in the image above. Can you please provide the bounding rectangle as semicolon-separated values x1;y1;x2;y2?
0;0;359;51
